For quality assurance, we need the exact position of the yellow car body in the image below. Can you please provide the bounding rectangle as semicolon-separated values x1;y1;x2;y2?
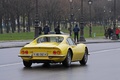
18;34;88;67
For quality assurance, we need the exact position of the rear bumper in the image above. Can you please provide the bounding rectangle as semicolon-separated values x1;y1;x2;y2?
18;54;65;62
48;55;65;58
18;54;65;58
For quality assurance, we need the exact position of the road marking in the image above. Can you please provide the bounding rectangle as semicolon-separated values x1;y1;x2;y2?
0;62;22;68
90;48;120;54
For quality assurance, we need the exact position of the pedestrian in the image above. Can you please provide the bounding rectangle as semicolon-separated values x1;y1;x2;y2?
115;27;120;39
107;27;113;39
73;24;80;42
54;26;61;34
43;24;50;34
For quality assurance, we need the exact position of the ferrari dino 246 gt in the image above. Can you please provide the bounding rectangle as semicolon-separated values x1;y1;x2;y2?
18;34;89;67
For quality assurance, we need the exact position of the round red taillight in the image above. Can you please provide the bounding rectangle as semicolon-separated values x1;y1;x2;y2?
53;51;60;55
53;51;57;55
25;51;28;54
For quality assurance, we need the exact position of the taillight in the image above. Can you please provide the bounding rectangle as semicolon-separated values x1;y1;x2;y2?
21;51;24;54
53;50;61;55
25;51;28;54
21;50;28;54
57;51;60;55
53;51;57;55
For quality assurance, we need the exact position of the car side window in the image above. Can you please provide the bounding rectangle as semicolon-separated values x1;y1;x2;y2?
67;38;75;45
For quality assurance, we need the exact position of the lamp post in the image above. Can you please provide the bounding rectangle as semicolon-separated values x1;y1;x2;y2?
34;0;40;38
88;0;92;37
69;0;73;36
112;0;117;40
103;6;106;34
80;0;86;42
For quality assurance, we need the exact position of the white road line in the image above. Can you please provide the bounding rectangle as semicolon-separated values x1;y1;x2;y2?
90;48;120;54
0;62;22;68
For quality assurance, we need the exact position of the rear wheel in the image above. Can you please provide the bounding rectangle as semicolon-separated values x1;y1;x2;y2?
62;50;71;67
23;60;32;68
79;49;88;65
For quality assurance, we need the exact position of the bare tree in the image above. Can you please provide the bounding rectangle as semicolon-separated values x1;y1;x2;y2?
0;0;120;34
0;0;4;34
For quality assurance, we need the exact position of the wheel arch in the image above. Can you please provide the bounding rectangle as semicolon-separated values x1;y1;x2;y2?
68;48;73;60
85;47;89;55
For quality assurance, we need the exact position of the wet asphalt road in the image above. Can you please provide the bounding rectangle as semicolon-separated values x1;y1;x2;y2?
0;43;120;80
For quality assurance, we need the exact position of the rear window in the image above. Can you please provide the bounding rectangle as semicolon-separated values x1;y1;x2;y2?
37;36;64;43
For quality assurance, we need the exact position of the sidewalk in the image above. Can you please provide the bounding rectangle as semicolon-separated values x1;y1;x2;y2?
0;38;120;49
0;40;31;48
85;38;120;44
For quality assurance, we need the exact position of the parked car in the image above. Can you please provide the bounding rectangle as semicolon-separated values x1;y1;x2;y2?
18;34;89;67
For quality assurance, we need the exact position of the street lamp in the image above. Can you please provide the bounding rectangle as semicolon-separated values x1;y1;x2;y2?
88;0;92;37
69;0;73;36
103;6;106;34
34;0;40;38
80;0;86;42
108;10;112;25
112;0;117;40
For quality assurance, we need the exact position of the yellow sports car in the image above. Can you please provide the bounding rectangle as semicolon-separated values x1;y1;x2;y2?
18;34;88;67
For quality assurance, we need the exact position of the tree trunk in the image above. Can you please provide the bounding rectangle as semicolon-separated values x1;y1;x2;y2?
23;14;25;32
5;14;10;33
10;14;16;33
27;13;31;32
17;14;20;33
0;15;3;34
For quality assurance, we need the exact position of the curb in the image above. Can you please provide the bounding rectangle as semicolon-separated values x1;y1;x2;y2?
0;46;24;49
0;40;120;49
0;45;26;49
84;40;120;44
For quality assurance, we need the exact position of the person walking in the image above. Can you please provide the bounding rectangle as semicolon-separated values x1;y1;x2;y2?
73;24;80;42
115;27;120;39
54;26;61;34
107;27;113;39
43;24;50;34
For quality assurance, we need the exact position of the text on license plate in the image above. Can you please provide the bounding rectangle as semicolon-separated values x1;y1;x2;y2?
33;53;47;56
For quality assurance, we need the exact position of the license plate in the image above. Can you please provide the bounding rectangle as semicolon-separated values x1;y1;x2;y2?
33;53;47;56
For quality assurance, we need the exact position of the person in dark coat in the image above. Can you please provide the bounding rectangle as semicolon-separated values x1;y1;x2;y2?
107;27;113;39
43;24;50;34
54;26;61;34
73;24;80;42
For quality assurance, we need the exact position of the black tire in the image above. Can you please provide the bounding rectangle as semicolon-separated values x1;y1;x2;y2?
23;60;32;68
80;49;88;65
62;50;71;67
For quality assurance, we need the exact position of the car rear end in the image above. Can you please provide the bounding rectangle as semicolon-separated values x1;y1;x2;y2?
18;47;65;63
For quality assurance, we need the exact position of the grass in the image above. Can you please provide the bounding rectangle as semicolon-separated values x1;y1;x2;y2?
84;25;104;38
0;25;105;41
66;25;105;38
0;32;34;41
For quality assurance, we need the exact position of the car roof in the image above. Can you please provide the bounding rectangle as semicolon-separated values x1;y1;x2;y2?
39;34;69;38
